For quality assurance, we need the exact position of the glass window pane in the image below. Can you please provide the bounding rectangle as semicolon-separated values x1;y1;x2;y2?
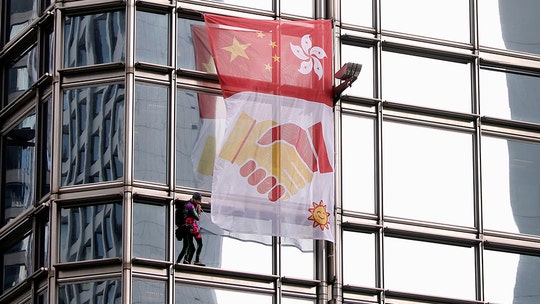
2;114;36;225
482;136;540;237
64;11;125;68
340;44;374;98
200;0;271;11
382;51;471;112
281;0;314;18
282;298;315;304
45;26;55;74
343;231;375;287
175;284;272;304
7;0;38;41
5;44;38;105
484;250;540;304
178;18;217;74
342;114;375;214
136;10;169;65
61;84;125;186
41;98;52;197
281;243;314;279
133;279;165;304
177;19;203;70
383;122;474;227
479;0;540;56
384;237;475;299
40;218;50;268
133;202;166;261
2;233;32;292
381;0;469;43
59;203;122;262
134;83;168;184
176;90;225;190
480;68;540;125
58;279;121;304
341;0;372;27
175;211;272;273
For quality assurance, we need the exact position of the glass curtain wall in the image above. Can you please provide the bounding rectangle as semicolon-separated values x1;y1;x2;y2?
2;0;540;303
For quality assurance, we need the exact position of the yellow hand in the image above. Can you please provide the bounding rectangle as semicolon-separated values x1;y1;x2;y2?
219;112;316;201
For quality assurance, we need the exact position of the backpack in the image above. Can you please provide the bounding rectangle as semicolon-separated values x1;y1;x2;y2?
175;200;188;227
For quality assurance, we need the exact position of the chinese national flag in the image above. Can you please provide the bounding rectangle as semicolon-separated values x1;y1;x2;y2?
205;14;335;242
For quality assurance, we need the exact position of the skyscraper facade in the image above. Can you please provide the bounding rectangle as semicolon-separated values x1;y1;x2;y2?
2;0;540;303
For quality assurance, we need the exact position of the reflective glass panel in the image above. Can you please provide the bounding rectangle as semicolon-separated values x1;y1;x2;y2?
7;0;38;41
281;242;314;279
133;279;165;304
2;114;36;225
133;202;166;261
384;237;475;299
5;44;38;105
281;0;313;18
484;250;540;304
136;10;169;65
479;0;540;56
480;68;540;125
341;114;375;214
58;279;121;304
59;203;122;262
175;284;272;304
381;0;469;43
39;218;50;268
64;10;125;67
282;298;315;304
2;233;32;291
341;0;372;27
343;231;375;287
178;18;217;73
176;90;225;190
40;98;52;197
200;0;271;11
383;122;474;226
482;136;540;237
61;84;125;186
382;51;471;112
340;44;374;98
134;83;168;184
174;211;272;273
45;25;55;74
177;19;201;70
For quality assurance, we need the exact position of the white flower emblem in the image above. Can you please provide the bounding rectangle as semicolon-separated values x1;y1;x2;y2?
290;34;327;80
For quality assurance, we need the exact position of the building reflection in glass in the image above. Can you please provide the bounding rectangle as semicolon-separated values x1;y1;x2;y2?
5;44;38;105
2;233;32;292
7;0;38;41
2;114;36;225
64;11;125;68
59;203;122;262
61;84;124;185
494;1;540;303
58;279;121;304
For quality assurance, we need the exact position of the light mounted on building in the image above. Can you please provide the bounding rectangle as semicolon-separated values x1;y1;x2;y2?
333;62;362;105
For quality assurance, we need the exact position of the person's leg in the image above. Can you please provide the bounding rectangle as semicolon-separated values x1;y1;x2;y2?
176;236;189;263
194;237;205;266
185;233;195;263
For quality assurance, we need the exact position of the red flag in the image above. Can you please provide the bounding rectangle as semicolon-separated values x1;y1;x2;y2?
205;14;335;242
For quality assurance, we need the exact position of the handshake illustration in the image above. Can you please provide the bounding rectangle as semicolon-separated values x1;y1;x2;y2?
219;111;332;202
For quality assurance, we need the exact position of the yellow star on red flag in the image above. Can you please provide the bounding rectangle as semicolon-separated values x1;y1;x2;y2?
222;36;251;62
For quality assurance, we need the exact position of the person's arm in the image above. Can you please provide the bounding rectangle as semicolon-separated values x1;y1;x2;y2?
186;202;200;220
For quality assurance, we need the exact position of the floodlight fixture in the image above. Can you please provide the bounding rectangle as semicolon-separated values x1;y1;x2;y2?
333;62;362;104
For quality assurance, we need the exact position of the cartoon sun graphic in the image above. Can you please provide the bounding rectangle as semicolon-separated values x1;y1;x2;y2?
308;200;330;230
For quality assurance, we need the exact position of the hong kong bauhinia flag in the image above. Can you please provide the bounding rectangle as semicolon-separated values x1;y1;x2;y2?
205;14;335;242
